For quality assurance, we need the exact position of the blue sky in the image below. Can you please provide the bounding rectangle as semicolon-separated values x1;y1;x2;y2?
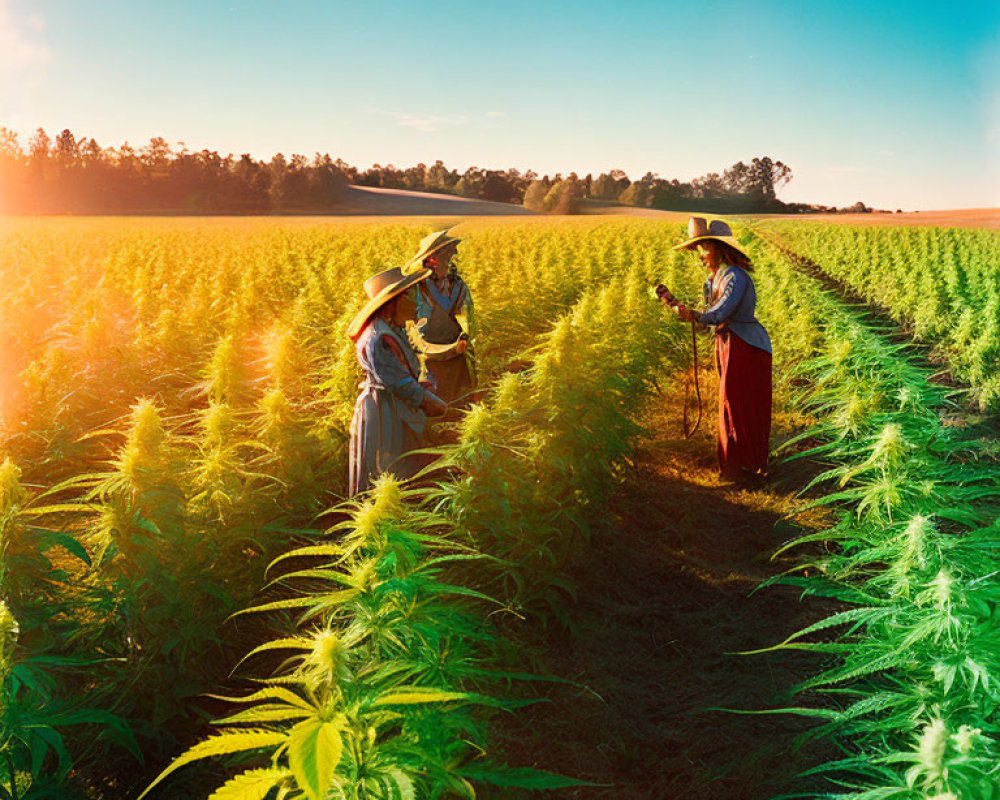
2;0;998;209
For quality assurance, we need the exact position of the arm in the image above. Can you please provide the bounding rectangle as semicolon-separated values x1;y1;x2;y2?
696;269;747;326
372;334;426;409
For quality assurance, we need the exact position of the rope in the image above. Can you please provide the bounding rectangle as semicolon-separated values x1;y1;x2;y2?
682;320;703;439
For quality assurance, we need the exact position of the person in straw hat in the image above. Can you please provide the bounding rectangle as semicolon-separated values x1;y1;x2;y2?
657;217;772;480
346;266;448;496
404;228;476;406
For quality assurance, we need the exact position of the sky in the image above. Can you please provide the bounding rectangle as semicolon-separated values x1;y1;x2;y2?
1;0;998;210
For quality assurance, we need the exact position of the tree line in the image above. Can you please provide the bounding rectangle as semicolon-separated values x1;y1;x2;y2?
0;127;874;214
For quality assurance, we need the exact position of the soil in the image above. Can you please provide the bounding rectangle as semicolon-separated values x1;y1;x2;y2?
492;373;836;799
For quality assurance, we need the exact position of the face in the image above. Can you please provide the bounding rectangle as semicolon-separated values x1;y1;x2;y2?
379;291;417;326
393;291;417;325
697;242;721;272
430;243;457;277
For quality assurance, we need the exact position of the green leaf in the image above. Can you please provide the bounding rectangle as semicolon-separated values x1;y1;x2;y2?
213;705;315;726
232;638;312;672
384;768;415;800
207;767;292;800
137;729;289;800
287;718;343;800
267;545;342;575
372;688;471;707
229;597;325;618
460;764;603;789
207;687;317;713
31;527;92;565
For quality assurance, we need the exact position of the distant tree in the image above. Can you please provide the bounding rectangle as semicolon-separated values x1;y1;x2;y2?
523;179;550;212
747;156;792;202
403;163;426;190
308;153;348;207
55;129;78;165
425;160;455;193
456;166;484;198
590;173;615;201
543;177;583;213
0;131;827;215
591;169;632;201
0;128;25;213
29;128;51;161
481;170;517;203
0;128;22;161
618;179;651;207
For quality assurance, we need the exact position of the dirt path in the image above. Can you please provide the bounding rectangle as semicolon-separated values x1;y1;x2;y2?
494;377;832;799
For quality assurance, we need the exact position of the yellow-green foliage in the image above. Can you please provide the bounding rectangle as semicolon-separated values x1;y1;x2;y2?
0;215;702;796
760;221;1000;407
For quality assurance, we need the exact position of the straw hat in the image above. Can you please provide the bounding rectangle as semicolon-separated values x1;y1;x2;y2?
404;228;462;271
673;217;749;258
347;266;431;341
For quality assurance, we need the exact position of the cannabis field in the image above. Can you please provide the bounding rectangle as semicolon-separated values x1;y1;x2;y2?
0;215;998;800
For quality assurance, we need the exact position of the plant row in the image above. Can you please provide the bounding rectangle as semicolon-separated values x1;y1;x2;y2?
758;221;1000;408
0;218;694;797
748;232;1000;800
135;267;687;799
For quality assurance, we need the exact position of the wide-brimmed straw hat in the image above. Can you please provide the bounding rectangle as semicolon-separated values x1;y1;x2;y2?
404;228;462;271
347;266;431;341
673;217;749;258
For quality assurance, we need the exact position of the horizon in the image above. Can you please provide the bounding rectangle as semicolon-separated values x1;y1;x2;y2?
2;0;998;211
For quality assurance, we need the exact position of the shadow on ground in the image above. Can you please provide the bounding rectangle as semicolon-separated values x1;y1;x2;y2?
492;382;835;799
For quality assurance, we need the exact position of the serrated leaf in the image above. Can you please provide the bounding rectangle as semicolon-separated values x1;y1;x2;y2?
287;718;343;800
137;730;288;800
372;688;470;707
207;687;316;713
207;767;292;800
213;705;315;726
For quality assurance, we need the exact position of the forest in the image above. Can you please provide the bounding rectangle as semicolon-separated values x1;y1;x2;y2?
0;127;843;215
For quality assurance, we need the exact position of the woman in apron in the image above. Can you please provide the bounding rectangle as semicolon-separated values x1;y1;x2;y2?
405;229;476;406
663;217;772;480
346;267;447;496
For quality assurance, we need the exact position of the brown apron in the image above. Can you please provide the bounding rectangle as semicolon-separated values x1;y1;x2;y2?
418;281;474;405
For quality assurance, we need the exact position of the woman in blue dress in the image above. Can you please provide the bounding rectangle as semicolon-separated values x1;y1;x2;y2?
346;267;447;496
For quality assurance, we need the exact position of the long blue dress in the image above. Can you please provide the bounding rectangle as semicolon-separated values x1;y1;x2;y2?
348;317;428;496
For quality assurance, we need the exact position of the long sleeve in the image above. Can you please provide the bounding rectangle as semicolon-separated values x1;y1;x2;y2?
697;269;748;326
368;333;426;408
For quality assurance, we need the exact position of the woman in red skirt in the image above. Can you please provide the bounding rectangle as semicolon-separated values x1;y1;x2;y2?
666;217;772;480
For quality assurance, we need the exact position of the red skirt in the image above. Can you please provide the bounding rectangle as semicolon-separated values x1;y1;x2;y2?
715;330;772;476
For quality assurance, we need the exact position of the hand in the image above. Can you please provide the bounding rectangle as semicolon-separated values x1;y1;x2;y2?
421;391;448;418
455;339;469;355
673;304;695;322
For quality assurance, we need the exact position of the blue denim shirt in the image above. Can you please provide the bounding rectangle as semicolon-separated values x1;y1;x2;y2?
697;265;772;354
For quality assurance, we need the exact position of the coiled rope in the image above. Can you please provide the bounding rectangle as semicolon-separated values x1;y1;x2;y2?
682;320;703;439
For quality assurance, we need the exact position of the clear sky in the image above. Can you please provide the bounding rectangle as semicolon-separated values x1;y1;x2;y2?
2;0;998;210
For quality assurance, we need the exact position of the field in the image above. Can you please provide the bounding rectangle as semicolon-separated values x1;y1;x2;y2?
778;207;1000;230
1;214;998;800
